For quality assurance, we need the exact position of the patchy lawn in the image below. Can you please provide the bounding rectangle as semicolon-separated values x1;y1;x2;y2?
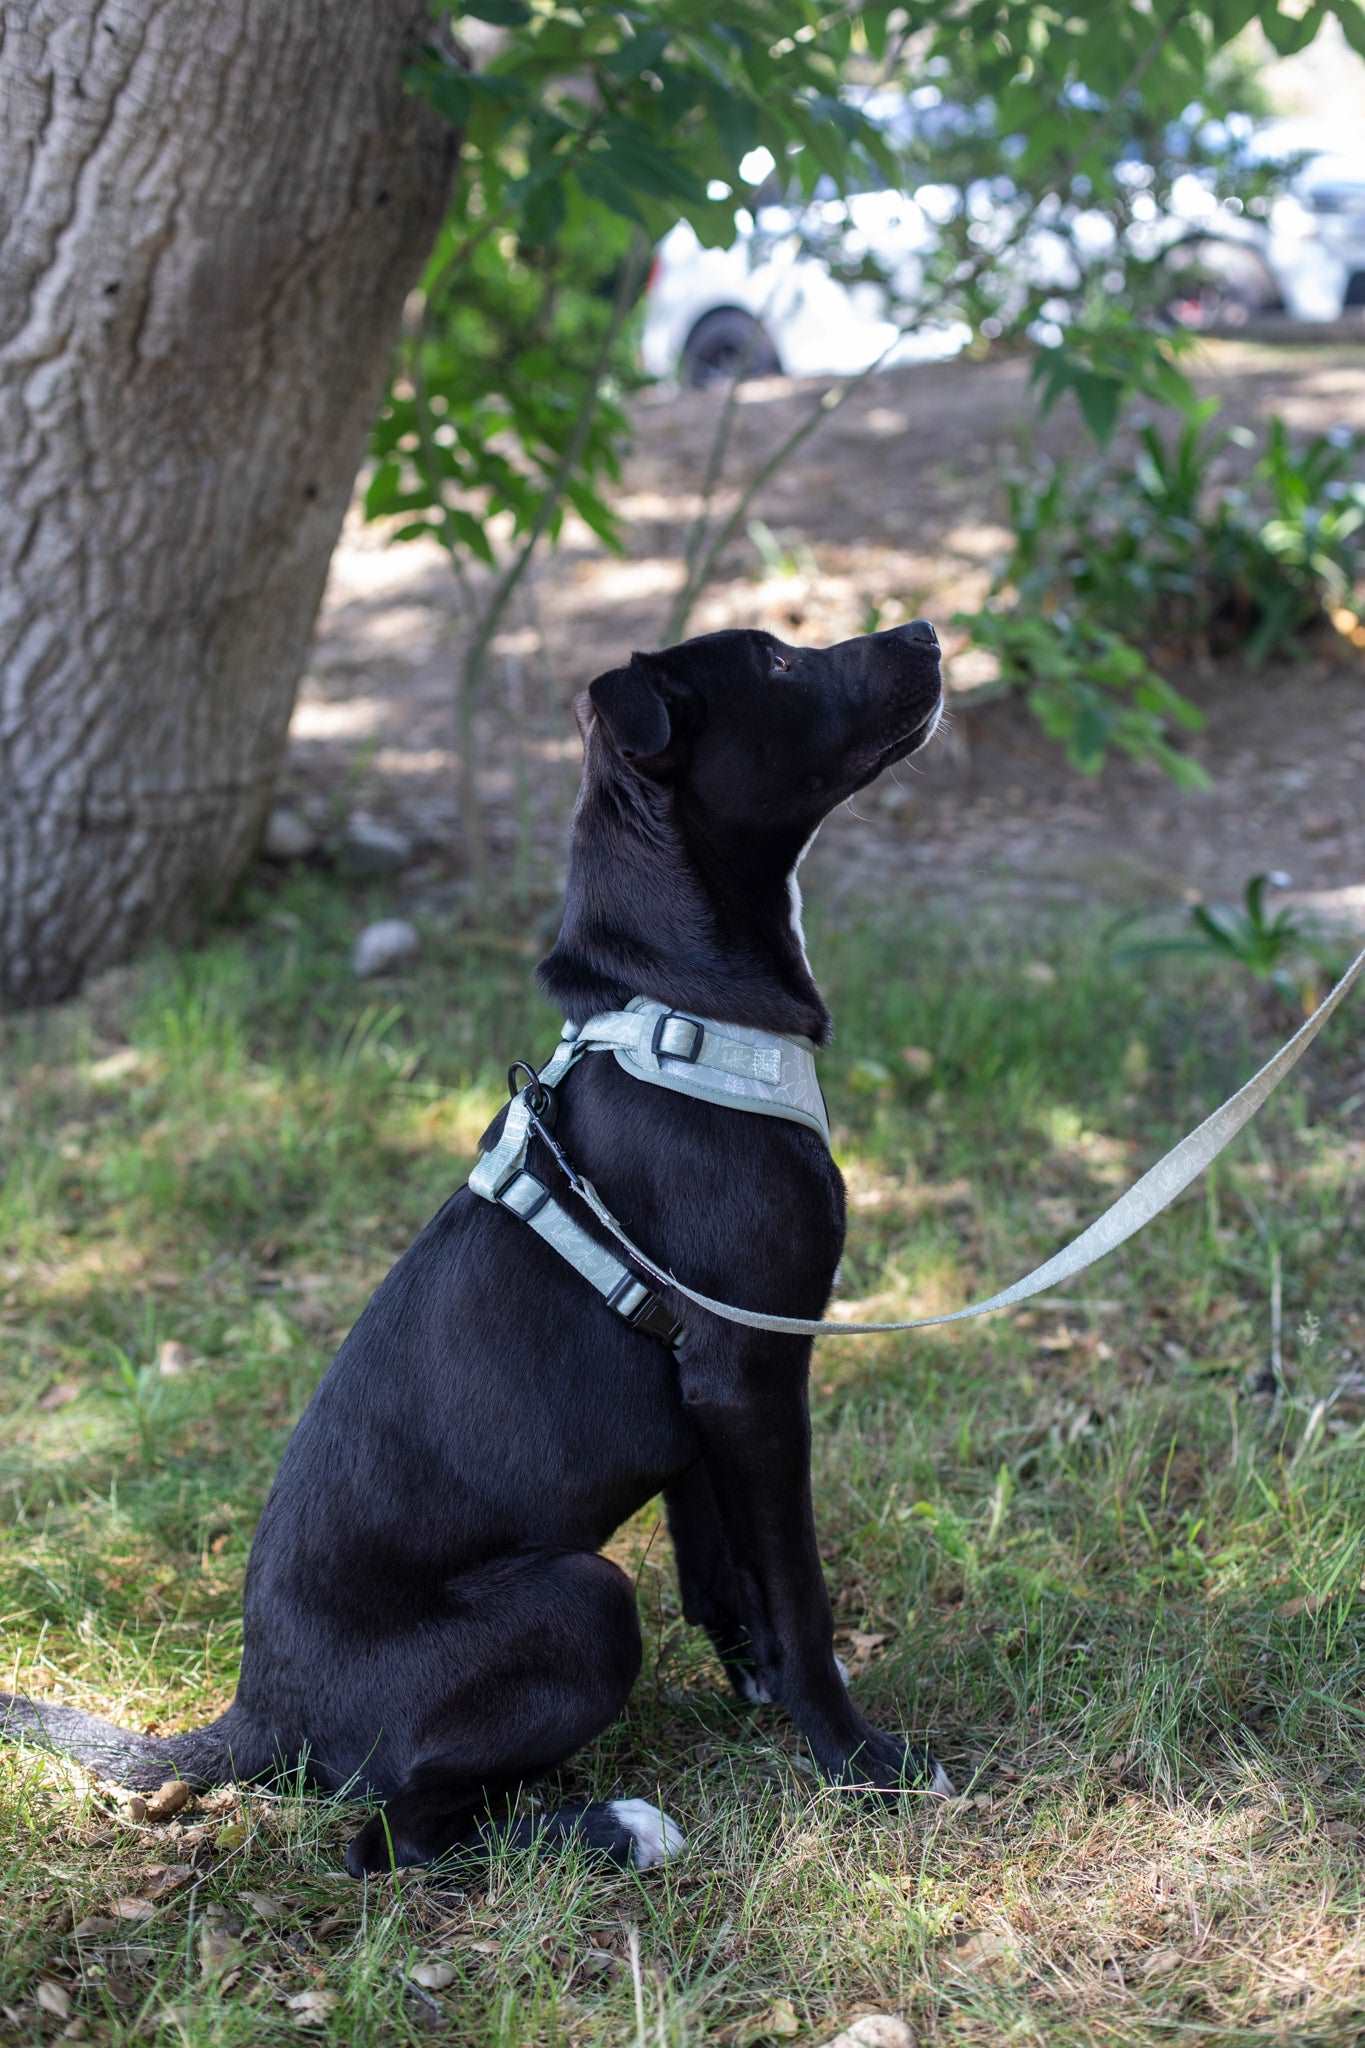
3;874;1363;2046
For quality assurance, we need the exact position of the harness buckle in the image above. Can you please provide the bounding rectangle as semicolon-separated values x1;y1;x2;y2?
606;1272;684;1347
495;1168;552;1222
651;1011;704;1064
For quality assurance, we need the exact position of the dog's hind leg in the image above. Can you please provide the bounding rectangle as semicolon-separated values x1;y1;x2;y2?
342;1549;684;1877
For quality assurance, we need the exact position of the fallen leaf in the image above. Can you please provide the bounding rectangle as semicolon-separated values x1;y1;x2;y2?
952;1930;1019;1977
143;1865;194;1901
214;1821;249;1851
410;1962;456;1990
734;1996;802;2044
198;1925;239;1975
287;1989;338;2025
144;1779;192;1819
89;1047;144;1083
35;1982;73;2019
72;1917;120;1939
157;1341;191;1377
126;1796;148;1822
240;1891;286;1921
112;1897;154;1921
38;1380;81;1412
847;1630;887;1658
1142;1946;1184;1979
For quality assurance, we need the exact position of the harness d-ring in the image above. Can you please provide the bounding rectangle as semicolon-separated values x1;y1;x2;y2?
508;1060;549;1116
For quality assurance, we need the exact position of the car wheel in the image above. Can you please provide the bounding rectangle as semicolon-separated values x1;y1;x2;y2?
1157;237;1282;330
681;308;782;389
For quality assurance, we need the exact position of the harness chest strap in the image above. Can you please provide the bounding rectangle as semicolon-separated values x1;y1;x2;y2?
468;1085;684;1346
471;942;1365;1344
467;998;825;1345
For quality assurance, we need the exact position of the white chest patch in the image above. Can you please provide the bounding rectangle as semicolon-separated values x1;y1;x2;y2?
787;825;822;972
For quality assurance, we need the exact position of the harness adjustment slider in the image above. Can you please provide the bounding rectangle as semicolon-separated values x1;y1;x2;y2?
651;1011;705;1063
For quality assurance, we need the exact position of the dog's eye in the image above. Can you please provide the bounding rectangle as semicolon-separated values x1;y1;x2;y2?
770;652;790;675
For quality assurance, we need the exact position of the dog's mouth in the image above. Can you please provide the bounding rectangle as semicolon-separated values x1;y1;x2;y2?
868;679;944;778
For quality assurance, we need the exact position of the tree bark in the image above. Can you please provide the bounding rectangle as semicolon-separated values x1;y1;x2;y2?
0;0;455;1006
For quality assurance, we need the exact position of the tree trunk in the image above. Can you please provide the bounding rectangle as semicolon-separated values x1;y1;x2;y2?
0;1;455;1007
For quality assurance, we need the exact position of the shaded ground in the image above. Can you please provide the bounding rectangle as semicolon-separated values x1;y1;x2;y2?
289;339;1365;936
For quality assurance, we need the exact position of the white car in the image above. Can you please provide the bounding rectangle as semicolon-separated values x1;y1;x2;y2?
640;100;1365;388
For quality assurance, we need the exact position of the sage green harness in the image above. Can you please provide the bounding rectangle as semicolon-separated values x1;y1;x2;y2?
468;998;828;1348
469;945;1365;1351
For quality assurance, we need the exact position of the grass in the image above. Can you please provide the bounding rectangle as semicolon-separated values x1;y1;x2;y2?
2;870;1364;2047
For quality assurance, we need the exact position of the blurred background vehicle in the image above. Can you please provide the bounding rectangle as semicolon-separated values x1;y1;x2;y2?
641;91;1365;388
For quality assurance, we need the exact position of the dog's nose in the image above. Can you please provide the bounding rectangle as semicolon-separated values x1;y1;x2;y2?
900;618;939;647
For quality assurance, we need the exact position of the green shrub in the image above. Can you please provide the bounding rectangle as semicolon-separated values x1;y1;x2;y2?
957;408;1364;779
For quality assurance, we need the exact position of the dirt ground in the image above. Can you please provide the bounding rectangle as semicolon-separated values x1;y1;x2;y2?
290;340;1365;934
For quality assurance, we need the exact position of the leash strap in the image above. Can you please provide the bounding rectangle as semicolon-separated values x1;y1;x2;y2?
547;941;1365;1338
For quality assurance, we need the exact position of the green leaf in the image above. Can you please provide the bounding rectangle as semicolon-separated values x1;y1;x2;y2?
363;458;405;520
1336;0;1365;56
1071;371;1123;444
1259;0;1328;53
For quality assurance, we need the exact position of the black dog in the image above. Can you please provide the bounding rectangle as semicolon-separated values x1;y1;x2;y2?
2;622;947;1875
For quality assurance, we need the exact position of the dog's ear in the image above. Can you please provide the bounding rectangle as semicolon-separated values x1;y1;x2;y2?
588;655;673;767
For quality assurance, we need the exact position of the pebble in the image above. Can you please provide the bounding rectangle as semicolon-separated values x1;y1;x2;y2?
339;811;414;877
262;805;317;862
352;919;421;978
821;2019;915;2048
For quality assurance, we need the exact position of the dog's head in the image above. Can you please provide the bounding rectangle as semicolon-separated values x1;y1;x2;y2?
582;622;942;844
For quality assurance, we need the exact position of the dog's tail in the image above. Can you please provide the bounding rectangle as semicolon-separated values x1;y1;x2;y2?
0;1690;270;1792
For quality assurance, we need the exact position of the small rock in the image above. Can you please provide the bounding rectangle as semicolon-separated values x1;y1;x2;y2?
35;1982;73;2020
409;1962;456;1990
262;805;318;862
287;1989;338;2025
339;811;413;878
352;919;421;979
821;2020;915;2048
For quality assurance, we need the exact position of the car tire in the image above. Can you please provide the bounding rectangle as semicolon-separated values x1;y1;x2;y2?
681;308;782;389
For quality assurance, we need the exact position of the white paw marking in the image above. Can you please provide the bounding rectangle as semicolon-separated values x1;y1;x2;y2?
835;1655;850;1688
737;1672;774;1704
607;1798;687;1871
929;1762;956;1798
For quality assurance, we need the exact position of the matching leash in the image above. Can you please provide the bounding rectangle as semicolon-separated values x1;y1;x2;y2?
471;944;1365;1345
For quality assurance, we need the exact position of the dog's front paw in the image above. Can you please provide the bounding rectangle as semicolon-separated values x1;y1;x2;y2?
830;1729;954;1801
